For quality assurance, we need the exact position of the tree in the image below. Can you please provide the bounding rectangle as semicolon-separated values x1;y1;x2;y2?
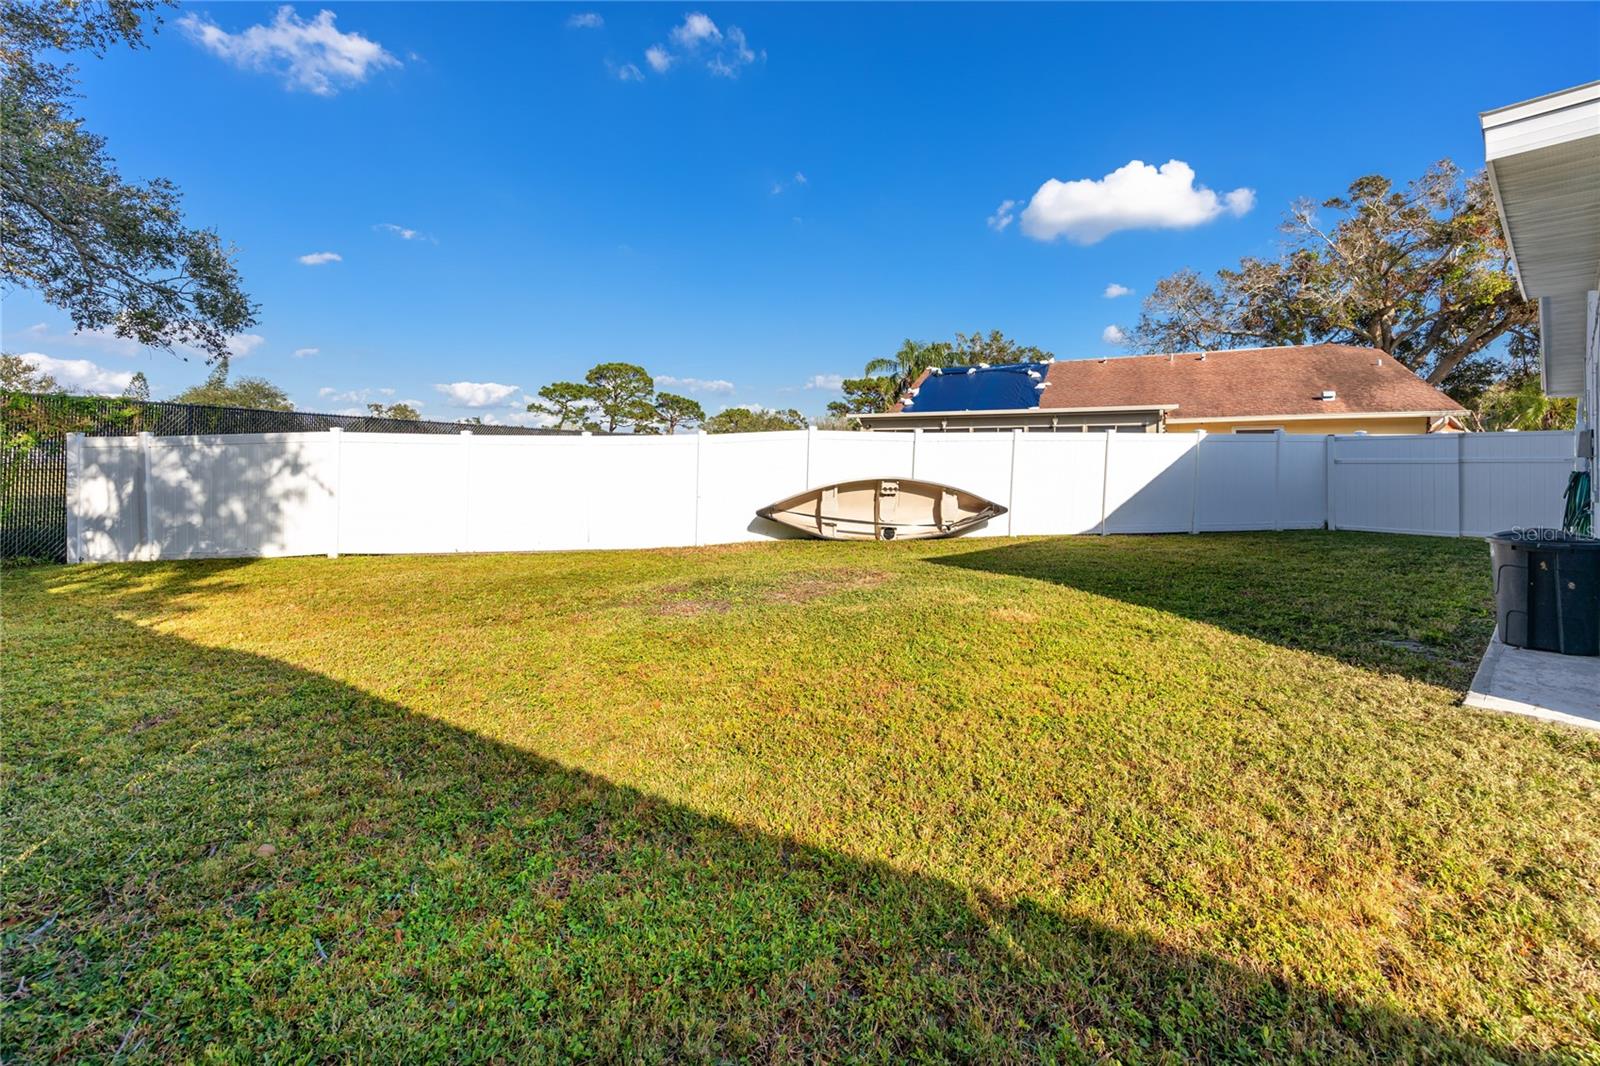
172;359;292;411
703;406;808;434
1128;162;1536;387
1;0;257;362
527;381;597;431
584;362;657;433
367;401;420;420
654;392;704;434
827;375;899;419
951;330;1053;365
0;352;59;392
122;370;149;400
1472;371;1576;431
864;339;957;402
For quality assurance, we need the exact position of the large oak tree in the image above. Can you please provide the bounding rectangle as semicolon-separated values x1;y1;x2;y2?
1;0;256;362
1126;162;1536;397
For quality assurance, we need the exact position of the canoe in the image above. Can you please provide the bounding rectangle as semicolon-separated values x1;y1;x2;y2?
756;478;1006;541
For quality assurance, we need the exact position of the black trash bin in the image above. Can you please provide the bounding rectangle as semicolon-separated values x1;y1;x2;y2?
1487;529;1600;656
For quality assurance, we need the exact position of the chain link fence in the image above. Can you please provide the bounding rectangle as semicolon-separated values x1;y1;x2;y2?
1;392;558;563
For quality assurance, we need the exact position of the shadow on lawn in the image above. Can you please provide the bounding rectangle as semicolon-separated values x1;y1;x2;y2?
929;531;1497;689
1;561;1549;1062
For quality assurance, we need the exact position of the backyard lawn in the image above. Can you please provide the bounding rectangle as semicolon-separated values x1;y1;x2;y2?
4;531;1597;1062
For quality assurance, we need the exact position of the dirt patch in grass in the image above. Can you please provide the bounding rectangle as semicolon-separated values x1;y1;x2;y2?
642;570;892;615
763;570;891;604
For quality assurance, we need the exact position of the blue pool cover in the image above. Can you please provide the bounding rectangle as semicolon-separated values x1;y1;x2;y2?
900;362;1053;413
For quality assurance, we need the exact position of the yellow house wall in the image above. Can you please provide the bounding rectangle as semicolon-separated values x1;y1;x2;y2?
1167;415;1444;436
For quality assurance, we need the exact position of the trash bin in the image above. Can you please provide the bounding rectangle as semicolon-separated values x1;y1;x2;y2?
1487;529;1600;656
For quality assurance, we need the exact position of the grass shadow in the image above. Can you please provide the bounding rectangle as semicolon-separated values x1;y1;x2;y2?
928;531;1498;689
2;558;1569;1062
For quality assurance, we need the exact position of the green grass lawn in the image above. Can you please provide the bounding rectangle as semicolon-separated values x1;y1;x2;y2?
4;532;1597;1062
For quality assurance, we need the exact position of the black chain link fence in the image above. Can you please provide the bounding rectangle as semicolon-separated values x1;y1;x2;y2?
1;393;560;563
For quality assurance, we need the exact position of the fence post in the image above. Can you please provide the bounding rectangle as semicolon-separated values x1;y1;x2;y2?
693;429;705;547
1273;429;1285;532
911;428;922;478
327;427;342;559
1456;430;1467;538
65;432;83;564
1189;430;1205;534
1007;429;1021;536
137;431;154;561
1099;431;1111;536
805;424;815;488
460;430;473;553
1324;435;1337;531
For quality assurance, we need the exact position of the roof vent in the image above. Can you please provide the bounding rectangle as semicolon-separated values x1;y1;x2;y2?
931;367;943;376
1320;389;1337;401
902;397;915;407
966;366;977;375
1035;381;1051;390
1374;358;1383;367
907;387;919;396
1198;353;1207;361
1027;369;1041;379
977;362;991;369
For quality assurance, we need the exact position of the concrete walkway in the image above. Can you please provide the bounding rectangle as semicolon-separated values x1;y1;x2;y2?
1465;632;1600;731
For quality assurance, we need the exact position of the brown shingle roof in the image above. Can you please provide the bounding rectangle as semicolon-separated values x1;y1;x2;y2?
1038;344;1465;419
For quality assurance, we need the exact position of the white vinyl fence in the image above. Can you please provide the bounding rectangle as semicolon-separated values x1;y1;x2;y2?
64;428;1577;563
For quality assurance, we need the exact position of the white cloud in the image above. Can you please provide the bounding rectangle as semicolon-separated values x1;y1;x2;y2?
803;374;844;390
434;381;521;407
9;323;263;361
986;199;1017;232
14;353;133;395
793;171;807;185
654;375;734;395
178;7;399;96
1101;324;1128;345
375;222;433;243
223;334;266;359
644;45;673;72
770;171;809;195
671;12;721;46
614;62;644;82
293;347;320;358
566;12;604;29
645;13;761;79
1103;283;1132;299
1018;159;1255;244
298;251;342;266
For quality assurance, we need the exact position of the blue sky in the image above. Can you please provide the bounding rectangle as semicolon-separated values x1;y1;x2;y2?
6;2;1598;424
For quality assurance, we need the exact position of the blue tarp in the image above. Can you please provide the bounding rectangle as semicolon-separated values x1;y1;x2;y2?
901;362;1051;413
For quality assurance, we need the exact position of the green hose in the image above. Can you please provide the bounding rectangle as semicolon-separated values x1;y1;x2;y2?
1564;469;1593;537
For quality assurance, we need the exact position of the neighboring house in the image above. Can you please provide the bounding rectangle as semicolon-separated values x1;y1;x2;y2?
1481;80;1598;515
856;343;1467;435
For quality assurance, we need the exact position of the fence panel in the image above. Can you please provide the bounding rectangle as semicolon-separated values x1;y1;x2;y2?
910;432;1016;535
1010;433;1107;535
697;431;810;544
1103;434;1198;534
1193;434;1280;532
60;428;1583;563
1459;431;1575;536
1329;434;1461;536
147;434;336;559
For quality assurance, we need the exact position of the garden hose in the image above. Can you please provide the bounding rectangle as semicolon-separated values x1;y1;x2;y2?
1563;469;1593;537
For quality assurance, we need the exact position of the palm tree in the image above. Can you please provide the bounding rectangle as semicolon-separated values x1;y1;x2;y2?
863;339;957;399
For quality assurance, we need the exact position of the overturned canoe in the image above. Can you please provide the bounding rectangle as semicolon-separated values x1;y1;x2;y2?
757;478;1006;541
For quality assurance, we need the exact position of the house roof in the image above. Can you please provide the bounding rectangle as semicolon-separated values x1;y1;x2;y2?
890;344;1465;420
